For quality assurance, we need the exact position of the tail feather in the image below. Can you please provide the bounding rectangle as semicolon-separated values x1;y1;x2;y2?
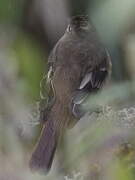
29;119;58;173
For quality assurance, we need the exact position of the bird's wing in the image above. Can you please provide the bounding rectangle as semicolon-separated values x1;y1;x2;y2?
48;40;60;67
83;65;108;89
72;50;111;118
79;49;111;90
39;66;55;123
39;43;61;123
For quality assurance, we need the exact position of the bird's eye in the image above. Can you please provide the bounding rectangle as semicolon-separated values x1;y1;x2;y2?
67;25;72;33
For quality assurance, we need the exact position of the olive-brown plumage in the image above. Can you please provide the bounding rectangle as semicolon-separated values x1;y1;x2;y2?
29;15;112;173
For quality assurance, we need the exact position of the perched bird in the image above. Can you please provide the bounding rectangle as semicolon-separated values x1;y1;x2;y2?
29;15;112;173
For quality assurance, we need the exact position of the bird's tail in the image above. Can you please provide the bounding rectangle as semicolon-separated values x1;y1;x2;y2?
29;116;60;173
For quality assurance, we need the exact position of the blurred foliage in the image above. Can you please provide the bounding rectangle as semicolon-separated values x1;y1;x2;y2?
13;33;45;100
0;0;25;24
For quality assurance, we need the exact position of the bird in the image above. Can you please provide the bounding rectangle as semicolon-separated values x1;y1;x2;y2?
29;15;112;174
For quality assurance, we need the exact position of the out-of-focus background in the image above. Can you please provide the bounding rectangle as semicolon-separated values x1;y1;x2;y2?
1;0;135;179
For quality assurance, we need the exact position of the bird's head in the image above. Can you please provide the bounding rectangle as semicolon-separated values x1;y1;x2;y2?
66;15;90;35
